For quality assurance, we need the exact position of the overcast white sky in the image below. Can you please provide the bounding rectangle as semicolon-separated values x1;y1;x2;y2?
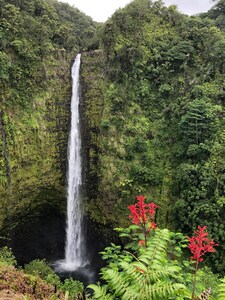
59;0;214;22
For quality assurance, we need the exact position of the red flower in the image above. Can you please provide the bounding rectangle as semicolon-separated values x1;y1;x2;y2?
188;226;218;262
128;195;158;226
147;203;158;218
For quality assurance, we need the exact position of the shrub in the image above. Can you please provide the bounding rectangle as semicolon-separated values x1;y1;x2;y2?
24;259;56;281
0;246;17;266
60;278;84;298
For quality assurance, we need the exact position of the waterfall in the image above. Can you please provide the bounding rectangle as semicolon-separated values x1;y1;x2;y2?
57;54;87;271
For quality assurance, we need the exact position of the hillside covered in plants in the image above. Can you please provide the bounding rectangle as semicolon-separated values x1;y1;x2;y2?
1;0;225;298
85;0;225;273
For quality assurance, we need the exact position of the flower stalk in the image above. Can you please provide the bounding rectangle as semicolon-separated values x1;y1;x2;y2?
188;225;218;300
128;195;158;247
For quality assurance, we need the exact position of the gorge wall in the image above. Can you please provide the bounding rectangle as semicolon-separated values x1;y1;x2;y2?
0;52;73;262
0;0;97;263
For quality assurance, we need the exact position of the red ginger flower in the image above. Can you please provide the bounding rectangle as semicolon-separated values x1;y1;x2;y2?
128;195;158;226
188;225;218;262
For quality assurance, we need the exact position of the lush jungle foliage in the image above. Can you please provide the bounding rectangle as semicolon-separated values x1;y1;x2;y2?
0;0;96;110
84;0;225;273
89;196;224;300
1;0;225;295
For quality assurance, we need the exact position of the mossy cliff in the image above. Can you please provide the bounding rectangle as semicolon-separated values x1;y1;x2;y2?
82;0;225;240
80;49;168;229
82;0;225;273
81;50;126;248
0;0;97;262
80;51;105;206
0;52;75;261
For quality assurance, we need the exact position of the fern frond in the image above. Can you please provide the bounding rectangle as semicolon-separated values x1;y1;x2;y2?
119;260;146;285
88;284;114;300
142;282;188;300
103;268;137;298
145;266;181;284
119;281;188;300
217;277;225;300
139;229;171;267
121;260;180;285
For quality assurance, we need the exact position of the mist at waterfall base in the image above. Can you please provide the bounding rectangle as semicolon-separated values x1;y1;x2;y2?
54;54;100;285
54;217;106;285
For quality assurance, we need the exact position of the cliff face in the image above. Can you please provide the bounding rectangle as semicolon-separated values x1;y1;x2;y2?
0;53;73;262
0;49;107;263
0;0;97;262
80;51;123;252
80;51;105;205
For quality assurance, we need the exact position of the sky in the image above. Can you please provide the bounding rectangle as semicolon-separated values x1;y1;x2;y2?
59;0;214;22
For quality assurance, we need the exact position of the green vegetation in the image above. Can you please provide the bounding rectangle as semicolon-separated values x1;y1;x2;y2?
90;226;225;299
1;0;225;296
24;259;60;283
0;249;85;299
61;278;84;299
88;196;221;300
0;246;17;266
90;229;190;299
80;0;225;273
24;259;84;298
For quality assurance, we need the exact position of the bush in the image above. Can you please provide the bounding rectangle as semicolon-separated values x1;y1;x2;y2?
23;259;84;297
61;278;84;298
0;246;17;266
24;259;56;281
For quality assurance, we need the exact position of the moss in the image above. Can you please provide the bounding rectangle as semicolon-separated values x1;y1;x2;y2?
0;0;98;237
0;52;74;234
80;50;105;203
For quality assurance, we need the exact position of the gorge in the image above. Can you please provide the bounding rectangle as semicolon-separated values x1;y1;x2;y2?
0;0;225;295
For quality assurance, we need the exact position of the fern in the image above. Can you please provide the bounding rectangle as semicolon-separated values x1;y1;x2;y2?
217;277;225;300
88;284;115;300
138;229;171;265
89;229;190;299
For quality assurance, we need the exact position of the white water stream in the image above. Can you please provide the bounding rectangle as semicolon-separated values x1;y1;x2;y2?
57;54;87;271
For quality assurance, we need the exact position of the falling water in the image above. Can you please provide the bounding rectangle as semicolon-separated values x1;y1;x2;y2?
56;54;87;271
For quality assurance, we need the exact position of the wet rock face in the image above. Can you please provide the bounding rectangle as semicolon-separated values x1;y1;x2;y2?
80;50;105;204
0;53;73;262
10;209;66;265
0;186;67;265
